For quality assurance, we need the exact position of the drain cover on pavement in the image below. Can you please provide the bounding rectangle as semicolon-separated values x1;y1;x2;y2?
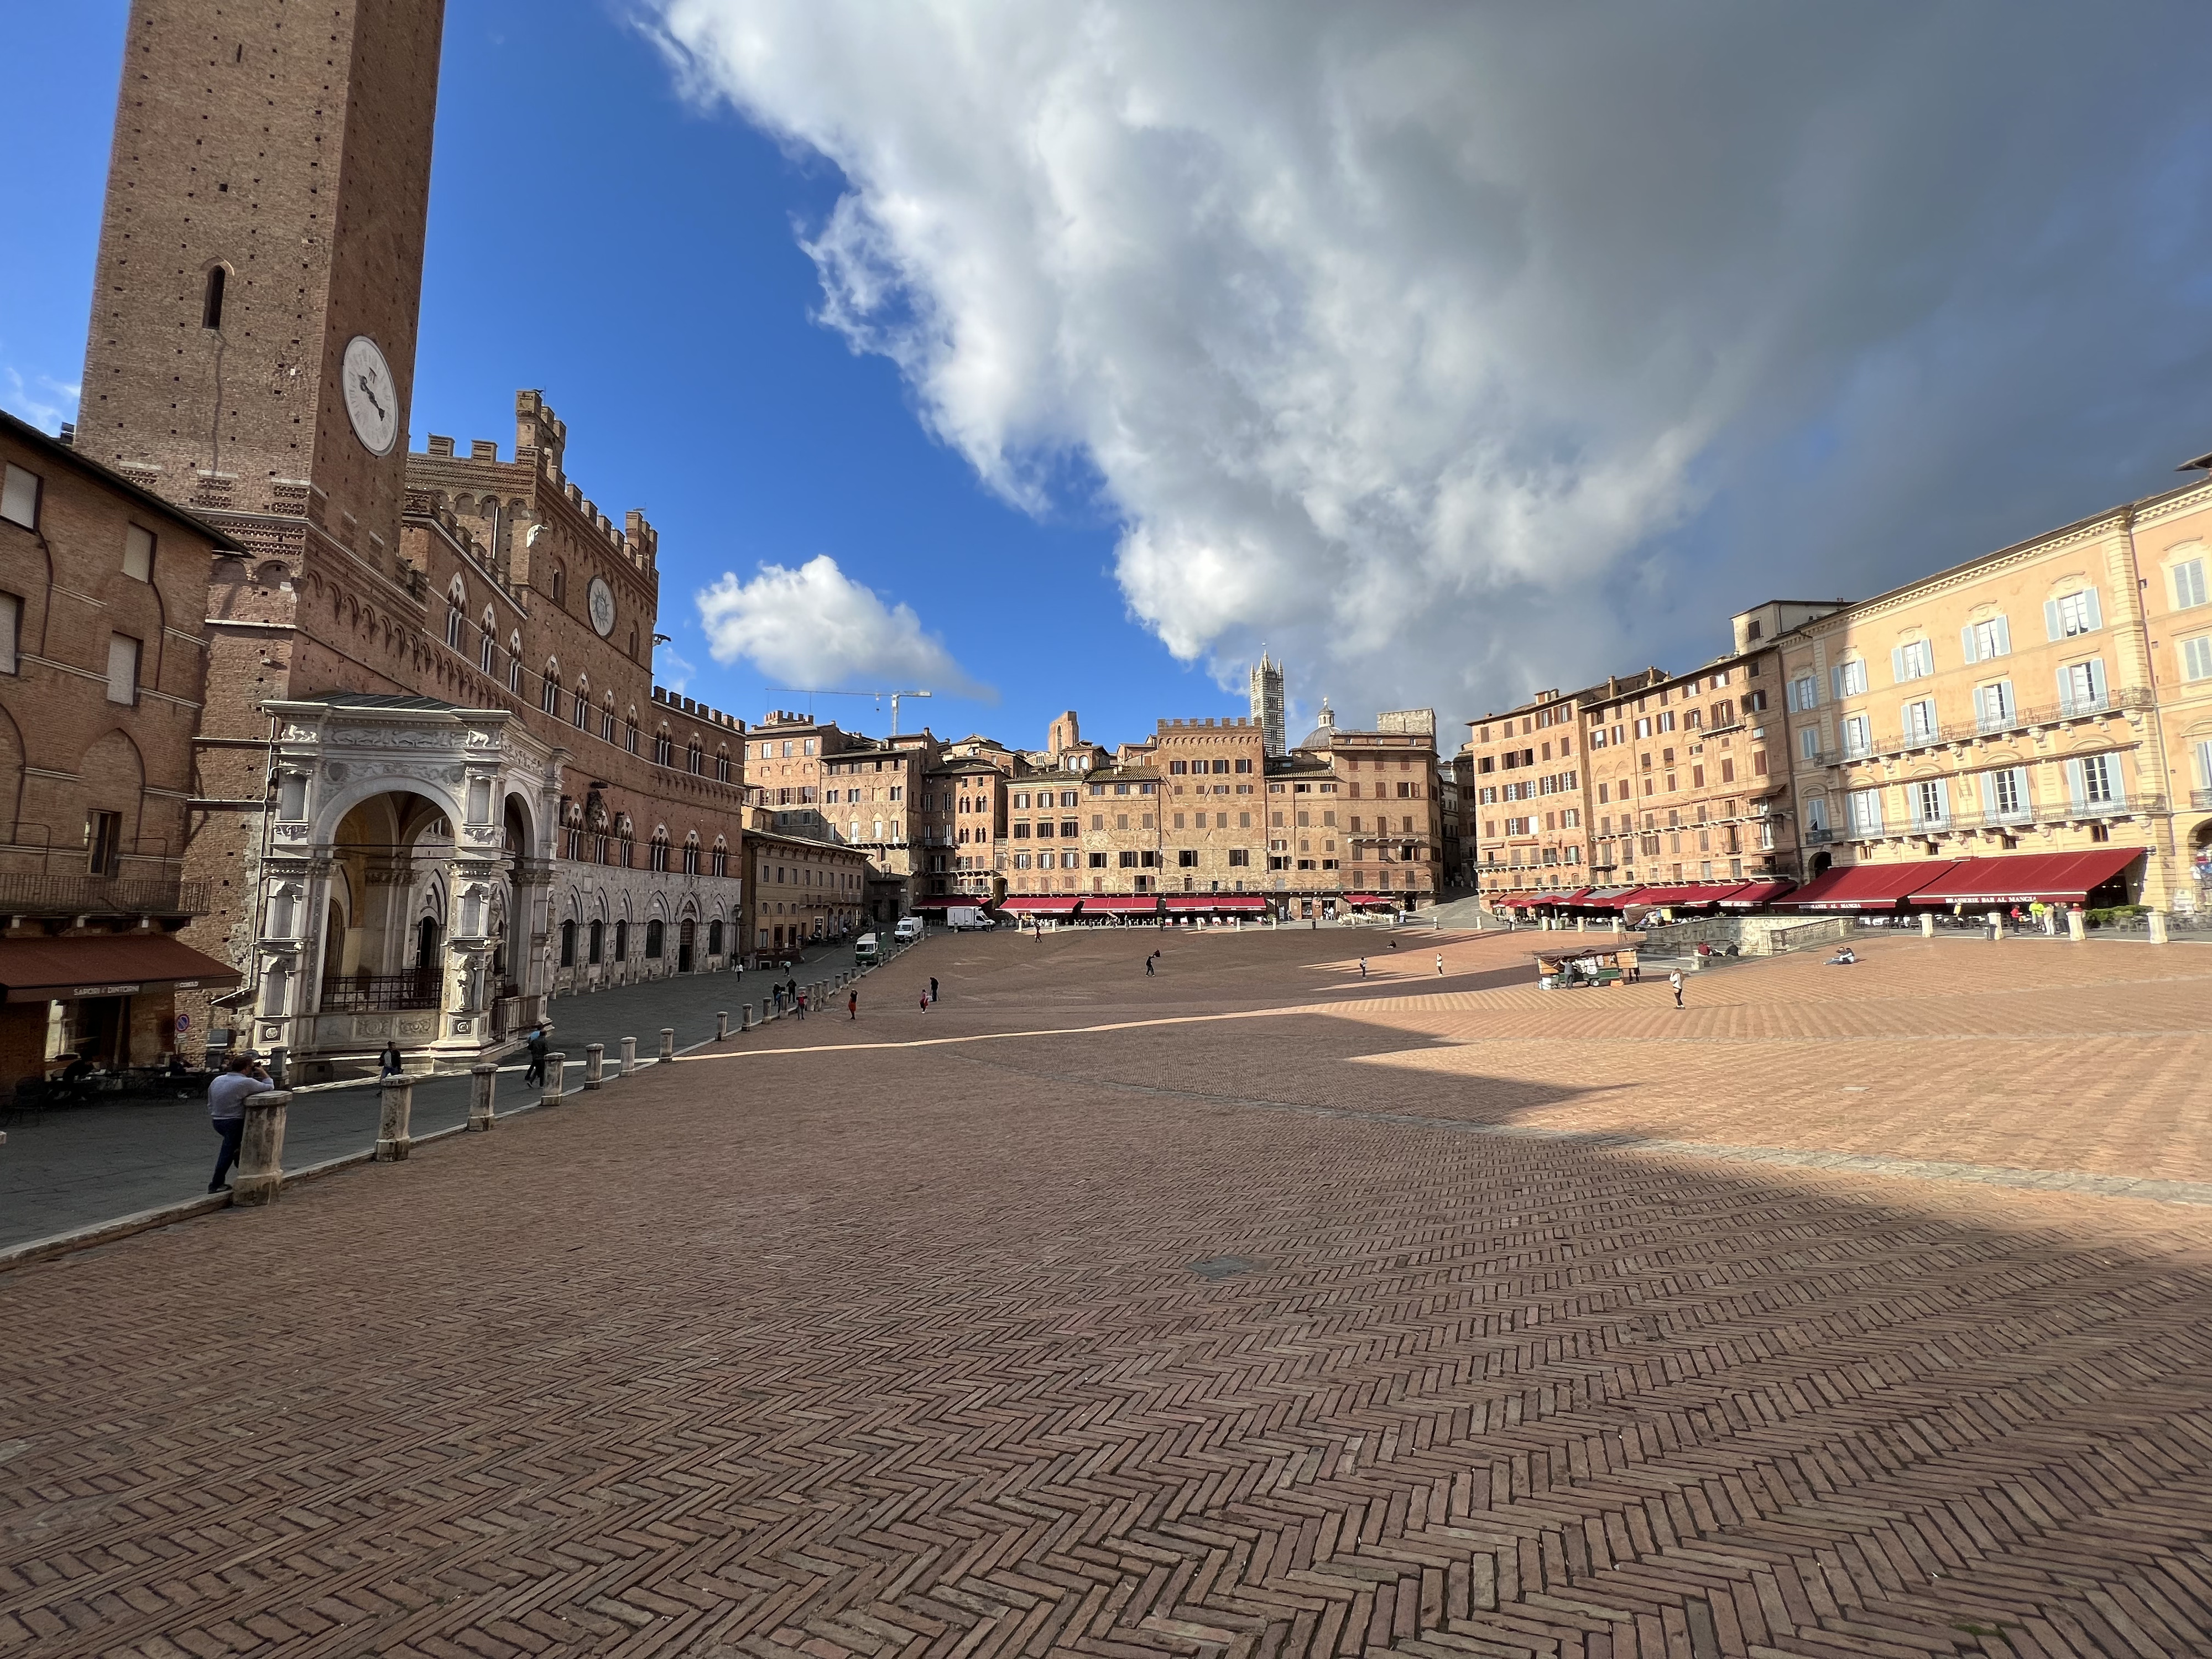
1188;1255;1258;1280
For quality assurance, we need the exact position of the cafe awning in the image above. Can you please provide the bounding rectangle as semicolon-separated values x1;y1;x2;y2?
1778;860;1958;911
1903;848;2142;907
1342;894;1398;907
0;933;243;1003
1001;895;1083;913
1717;879;1796;909
1083;895;1161;913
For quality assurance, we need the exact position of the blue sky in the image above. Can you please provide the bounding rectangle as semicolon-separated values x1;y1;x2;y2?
9;2;2212;753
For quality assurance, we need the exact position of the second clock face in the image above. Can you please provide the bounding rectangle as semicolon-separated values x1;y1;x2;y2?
341;335;399;457
588;576;616;637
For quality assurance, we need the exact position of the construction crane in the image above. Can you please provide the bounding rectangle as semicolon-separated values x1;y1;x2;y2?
765;688;933;735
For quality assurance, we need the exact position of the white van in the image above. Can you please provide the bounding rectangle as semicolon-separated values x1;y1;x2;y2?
854;933;880;965
893;916;923;943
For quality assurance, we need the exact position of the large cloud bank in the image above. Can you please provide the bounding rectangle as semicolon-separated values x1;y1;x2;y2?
698;555;992;700
649;1;2212;718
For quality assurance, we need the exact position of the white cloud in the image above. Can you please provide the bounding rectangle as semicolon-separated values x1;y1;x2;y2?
1;362;81;435
645;1;2212;719
696;554;991;700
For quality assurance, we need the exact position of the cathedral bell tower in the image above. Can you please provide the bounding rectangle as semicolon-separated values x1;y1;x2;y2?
79;0;446;577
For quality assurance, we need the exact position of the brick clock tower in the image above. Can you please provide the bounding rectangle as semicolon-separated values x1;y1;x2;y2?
80;0;445;572
79;0;455;1062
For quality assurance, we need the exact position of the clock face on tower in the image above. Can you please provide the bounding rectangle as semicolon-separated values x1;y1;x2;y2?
341;335;399;456
588;576;616;638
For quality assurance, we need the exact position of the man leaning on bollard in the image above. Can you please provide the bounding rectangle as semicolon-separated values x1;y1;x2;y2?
207;1052;273;1193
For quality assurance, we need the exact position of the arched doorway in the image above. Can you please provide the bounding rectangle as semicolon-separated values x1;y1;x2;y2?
1809;850;1834;877
312;790;453;1019
679;919;696;973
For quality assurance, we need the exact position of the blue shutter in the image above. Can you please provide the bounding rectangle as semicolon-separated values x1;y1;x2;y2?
2057;665;2075;712
1971;685;1989;728
1979;772;1997;818
1992;615;2010;656
1831;666;1845;702
2088;657;2106;703
2063;758;2085;812
2044;599;2062;641
2083;587;2103;631
1891;646;1906;684
1960;626;1978;666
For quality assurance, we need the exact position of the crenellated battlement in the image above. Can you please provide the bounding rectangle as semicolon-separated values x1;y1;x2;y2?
653;685;743;731
1156;716;1259;734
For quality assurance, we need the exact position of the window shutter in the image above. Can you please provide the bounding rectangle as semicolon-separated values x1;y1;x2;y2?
2107;758;2127;808
1934;777;1950;818
1891;645;1906;684
0;592;17;674
2057;665;2075;711
2083;587;2103;630
1971;685;1987;727
1960;626;1978;666
1831;666;1845;702
1979;772;1996;817
2087;656;2106;702
1992;615;2010;656
2044;599;2062;641
2064;758;2085;812
105;634;138;704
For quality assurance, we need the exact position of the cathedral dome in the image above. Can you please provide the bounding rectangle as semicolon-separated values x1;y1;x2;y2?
1296;699;1337;752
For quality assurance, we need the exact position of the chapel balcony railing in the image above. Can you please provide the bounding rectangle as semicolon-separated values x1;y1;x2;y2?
319;969;442;1013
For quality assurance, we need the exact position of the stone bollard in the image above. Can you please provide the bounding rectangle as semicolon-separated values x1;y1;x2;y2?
2149;910;2170;945
716;1010;729;1040
231;1090;291;1207
2068;906;2086;942
1987;910;2004;941
585;1041;606;1089
742;1003;753;1031
541;1052;566;1107
1921;912;1935;937
468;1062;498;1131
660;1027;675;1062
375;1076;414;1162
620;1035;637;1076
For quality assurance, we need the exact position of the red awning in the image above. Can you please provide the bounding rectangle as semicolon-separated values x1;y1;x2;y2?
0;933;243;1004
1084;895;1161;913
1717;879;1796;909
1163;895;1267;911
1625;884;1740;909
1779;860;1958;910
1343;894;1399;907
1002;895;1083;913
1573;887;1641;908
1904;848;2142;907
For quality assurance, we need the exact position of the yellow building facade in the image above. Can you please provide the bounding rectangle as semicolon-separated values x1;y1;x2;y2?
1779;469;2212;914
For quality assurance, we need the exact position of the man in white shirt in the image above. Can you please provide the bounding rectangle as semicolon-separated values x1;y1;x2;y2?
207;1053;272;1193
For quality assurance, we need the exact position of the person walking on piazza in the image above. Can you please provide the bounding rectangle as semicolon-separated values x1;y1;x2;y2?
379;1039;405;1081
207;1052;272;1193
1435;953;1444;976
929;975;939;1003
1669;968;1684;1009
523;1025;547;1088
848;989;858;1020
1359;956;1368;979
1145;953;1156;977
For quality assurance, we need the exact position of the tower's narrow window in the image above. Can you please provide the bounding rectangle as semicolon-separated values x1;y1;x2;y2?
202;267;227;331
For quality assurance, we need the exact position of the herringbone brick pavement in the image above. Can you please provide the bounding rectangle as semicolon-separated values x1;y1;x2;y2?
3;929;2209;1659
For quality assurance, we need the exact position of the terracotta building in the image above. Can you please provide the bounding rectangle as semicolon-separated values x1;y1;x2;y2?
70;0;745;1077
1778;472;2212;913
1465;680;1625;905
0;412;243;1082
1583;606;1815;892
744;824;868;961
